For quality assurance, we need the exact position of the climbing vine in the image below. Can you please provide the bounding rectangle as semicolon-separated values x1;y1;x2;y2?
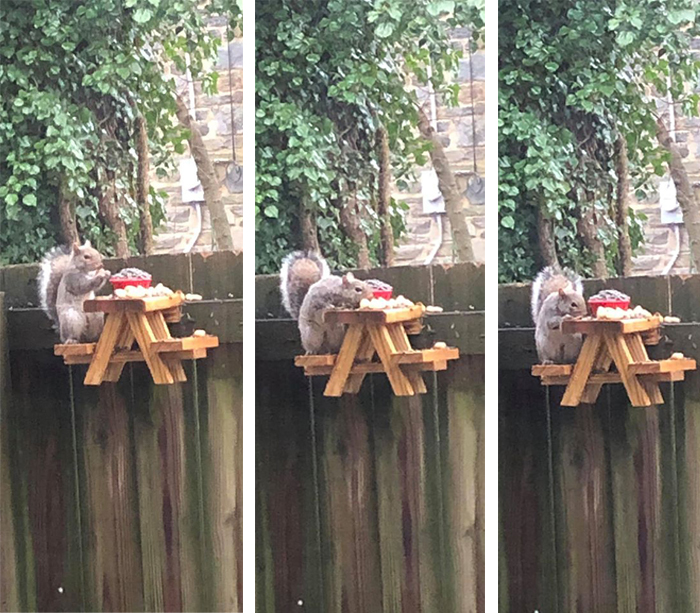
0;0;240;265
255;0;484;274
499;0;700;282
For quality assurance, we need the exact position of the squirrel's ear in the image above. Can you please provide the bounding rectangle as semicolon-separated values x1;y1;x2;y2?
72;242;81;255
84;239;91;248
558;288;566;297
342;272;355;287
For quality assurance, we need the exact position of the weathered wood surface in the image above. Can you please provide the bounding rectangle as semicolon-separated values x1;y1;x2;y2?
499;273;700;611
256;263;484;612
0;253;242;612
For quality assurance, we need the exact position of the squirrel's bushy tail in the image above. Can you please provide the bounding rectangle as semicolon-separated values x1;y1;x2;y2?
280;251;330;319
531;265;583;323
38;246;72;325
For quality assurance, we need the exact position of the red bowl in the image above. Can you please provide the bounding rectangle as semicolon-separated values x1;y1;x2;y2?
110;276;152;291
588;298;630;317
372;288;393;300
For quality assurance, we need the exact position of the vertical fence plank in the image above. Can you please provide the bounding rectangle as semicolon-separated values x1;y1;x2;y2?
76;380;143;612
0;293;20;613
316;387;382;613
7;352;82;612
198;344;243;612
445;356;485;613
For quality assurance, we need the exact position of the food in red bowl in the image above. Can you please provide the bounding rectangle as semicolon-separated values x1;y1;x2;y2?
588;289;630;316
365;278;393;300
110;267;152;291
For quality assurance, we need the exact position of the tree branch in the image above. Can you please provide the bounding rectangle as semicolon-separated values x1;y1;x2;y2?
175;94;234;252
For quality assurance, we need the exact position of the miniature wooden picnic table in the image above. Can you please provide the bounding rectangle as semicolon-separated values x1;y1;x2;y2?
54;294;218;385
295;304;459;397
531;317;696;407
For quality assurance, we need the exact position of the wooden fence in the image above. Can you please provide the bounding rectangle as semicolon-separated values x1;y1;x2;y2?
0;252;242;612
255;263;485;613
499;274;700;612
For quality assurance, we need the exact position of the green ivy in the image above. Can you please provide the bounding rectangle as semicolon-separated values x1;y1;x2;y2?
255;0;484;274
499;0;700;282
0;0;241;265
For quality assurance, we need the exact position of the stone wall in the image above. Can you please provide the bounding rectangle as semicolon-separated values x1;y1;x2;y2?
393;28;486;266
152;19;243;255
630;97;697;276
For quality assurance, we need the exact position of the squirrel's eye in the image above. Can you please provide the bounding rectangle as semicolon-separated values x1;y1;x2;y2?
355;286;362;293
83;255;89;259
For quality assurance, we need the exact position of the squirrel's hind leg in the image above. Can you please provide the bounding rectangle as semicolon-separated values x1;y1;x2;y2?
59;307;87;344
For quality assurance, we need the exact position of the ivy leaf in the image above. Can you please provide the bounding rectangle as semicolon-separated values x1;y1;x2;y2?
23;194;37;207
375;22;394;38
133;8;152;24
264;205;279;218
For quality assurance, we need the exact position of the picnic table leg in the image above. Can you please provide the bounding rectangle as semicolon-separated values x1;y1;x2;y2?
387;322;427;394
603;332;651;407
367;325;414;396
580;349;613;405
324;324;365;397
625;333;664;405
561;334;603;406
126;312;175;385
102;321;135;382
146;312;187;383
84;313;127;385
343;332;376;394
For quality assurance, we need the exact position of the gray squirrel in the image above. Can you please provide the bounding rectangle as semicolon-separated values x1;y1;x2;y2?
531;266;587;364
280;251;374;354
38;241;112;344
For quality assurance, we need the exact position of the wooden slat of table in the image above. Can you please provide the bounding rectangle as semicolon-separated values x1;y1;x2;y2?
628;358;697;374
84;295;183;314
561;334;603;407
63;348;207;365
103;319;135;382
603;332;651;407
387;323;427;394
324;305;425;326
344;332;376;394
368;325;414;396
302;360;452;377
580;349;613;405
126;312;174;385
561;318;660;336
325;324;365;397
84;314;127;385
146;312;187;383
625;334;663;405
151;336;220;353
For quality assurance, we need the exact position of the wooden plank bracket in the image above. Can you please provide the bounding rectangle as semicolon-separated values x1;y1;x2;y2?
295;307;459;397
531;317;696;407
54;295;219;385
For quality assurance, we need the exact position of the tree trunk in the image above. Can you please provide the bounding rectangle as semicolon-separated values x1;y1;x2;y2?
615;133;632;276
656;116;700;271
174;94;234;252
536;206;559;268
376;126;395;266
58;181;78;245
99;171;129;258
417;107;475;263
300;206;320;252
339;185;370;269
135;114;154;255
577;200;607;278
